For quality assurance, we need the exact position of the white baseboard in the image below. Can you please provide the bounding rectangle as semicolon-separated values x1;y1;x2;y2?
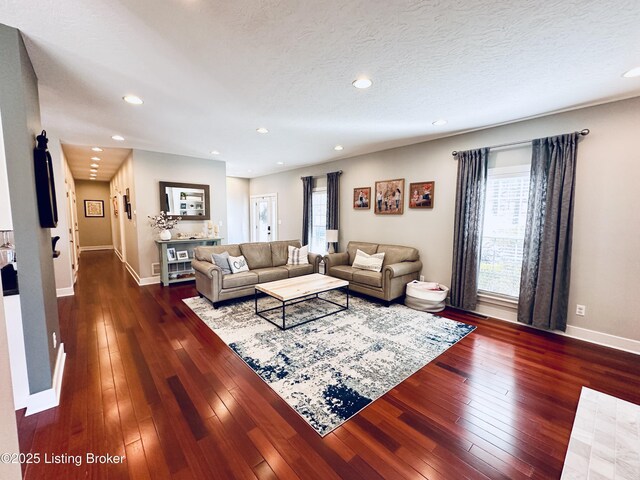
79;245;113;252
56;287;75;297
562;325;640;355
25;343;66;416
114;248;123;262
124;262;160;286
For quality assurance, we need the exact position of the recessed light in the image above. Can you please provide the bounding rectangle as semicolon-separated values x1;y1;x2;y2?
622;66;640;78
91;147;103;152
276;161;284;165
90;178;96;180
352;78;372;89
210;150;220;155
90;169;98;173
90;163;99;168
111;135;125;141
123;95;143;105
432;119;448;126
91;156;101;161
334;145;344;151
256;127;269;134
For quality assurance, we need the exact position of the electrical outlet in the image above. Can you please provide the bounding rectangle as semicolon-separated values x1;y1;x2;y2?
419;275;425;282
52;332;57;349
576;304;586;316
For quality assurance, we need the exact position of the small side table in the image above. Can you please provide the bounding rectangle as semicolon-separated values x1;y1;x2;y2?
156;237;222;286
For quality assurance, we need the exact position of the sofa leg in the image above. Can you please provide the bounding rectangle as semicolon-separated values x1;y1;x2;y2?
384;300;392;307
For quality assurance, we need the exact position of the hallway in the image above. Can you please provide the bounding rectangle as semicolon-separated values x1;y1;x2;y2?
16;251;640;479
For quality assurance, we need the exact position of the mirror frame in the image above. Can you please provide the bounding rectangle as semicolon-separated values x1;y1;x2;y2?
159;181;210;220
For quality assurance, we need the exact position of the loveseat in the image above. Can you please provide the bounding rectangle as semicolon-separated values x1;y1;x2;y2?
324;241;422;303
192;240;321;307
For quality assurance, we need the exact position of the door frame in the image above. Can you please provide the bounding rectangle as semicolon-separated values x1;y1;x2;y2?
250;193;278;242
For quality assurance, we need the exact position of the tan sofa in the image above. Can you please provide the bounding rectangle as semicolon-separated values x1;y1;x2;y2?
192;240;321;307
324;241;422;304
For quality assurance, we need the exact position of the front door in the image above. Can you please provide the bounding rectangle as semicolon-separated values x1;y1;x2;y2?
250;194;277;242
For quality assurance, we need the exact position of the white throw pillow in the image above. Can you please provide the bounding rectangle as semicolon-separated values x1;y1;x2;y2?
287;245;309;265
352;249;385;272
228;255;250;273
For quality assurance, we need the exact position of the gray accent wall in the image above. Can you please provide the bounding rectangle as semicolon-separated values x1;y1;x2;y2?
250;96;640;343
0;24;60;392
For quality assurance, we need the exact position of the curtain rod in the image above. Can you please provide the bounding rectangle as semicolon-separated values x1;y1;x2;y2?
300;170;342;180
451;129;590;157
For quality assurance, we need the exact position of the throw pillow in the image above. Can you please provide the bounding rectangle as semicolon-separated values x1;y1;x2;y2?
228;255;250;274
211;251;232;275
352;249;385;272
287;245;310;265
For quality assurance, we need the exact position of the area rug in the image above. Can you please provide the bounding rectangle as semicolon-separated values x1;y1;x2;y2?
183;293;475;436
561;387;640;479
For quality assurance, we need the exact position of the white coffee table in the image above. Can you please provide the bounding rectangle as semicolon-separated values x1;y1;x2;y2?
254;273;349;330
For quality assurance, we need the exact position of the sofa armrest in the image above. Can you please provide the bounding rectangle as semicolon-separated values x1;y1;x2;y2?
308;252;321;273
383;260;423;279
324;252;349;271
192;259;222;279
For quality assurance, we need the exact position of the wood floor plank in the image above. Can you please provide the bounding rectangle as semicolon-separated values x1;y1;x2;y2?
15;251;640;479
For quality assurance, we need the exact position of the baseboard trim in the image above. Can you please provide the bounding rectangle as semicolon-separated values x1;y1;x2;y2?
114;248;123;262
79;245;114;252
56;287;75;297
25;343;66;416
123;262;160;286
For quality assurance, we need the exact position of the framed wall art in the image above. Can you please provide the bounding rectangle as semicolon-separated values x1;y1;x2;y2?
84;200;104;217
409;181;435;209
353;187;371;210
374;179;404;215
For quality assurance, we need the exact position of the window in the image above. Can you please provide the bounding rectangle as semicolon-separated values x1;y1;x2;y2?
478;160;530;298
309;188;327;254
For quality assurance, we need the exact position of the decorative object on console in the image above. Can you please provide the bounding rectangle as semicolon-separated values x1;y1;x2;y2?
176;250;189;260
287;245;310;265
176;232;204;240
184;293;475;435
149;211;181;241
228;255;249;273
409;181;435;209
326;230;338;254
212;223;220;238
84;200;104;217
353;187;371;209
374;178;404;215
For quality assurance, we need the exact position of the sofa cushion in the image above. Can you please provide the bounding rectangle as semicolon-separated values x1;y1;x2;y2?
222;271;259;289
228;255;249;273
240;242;273;269
283;264;314;278
253;267;288;283
195;244;242;261
211;251;232;274
287;245;309;265
352;270;383;288
352;249;385;272
376;244;419;266
329;265;357;281
271;240;301;266
346;241;378;265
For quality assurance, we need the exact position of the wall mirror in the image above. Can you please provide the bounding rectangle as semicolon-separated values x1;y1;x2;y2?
159;181;210;220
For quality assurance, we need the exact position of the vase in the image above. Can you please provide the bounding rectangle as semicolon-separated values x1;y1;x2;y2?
160;229;171;241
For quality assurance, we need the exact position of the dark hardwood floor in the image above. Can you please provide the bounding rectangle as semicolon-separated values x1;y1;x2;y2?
17;251;640;479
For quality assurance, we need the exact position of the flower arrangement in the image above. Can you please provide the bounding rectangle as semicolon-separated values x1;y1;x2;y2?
148;211;181;231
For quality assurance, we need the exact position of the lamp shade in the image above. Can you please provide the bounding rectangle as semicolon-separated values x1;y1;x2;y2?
326;230;339;243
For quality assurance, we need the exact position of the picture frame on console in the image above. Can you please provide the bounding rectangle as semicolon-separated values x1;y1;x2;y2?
176;250;189;260
353;187;371;209
409;181;435;209
374;179;404;215
167;248;177;262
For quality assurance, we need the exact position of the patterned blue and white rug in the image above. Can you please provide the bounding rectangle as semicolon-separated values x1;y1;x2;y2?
183;293;475;436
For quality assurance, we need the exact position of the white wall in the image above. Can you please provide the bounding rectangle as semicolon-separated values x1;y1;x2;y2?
0;112;11;230
110;152;138;273
250;96;640;344
226;177;250;244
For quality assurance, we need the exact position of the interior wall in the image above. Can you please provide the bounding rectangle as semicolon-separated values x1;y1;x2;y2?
250;96;640;343
110;152;138;271
0;24;60;392
226;177;250;244
75;180;113;248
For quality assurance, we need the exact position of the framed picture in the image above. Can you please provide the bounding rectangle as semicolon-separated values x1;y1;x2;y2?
112;196;118;217
409;181;435;209
180;202;187;209
353;187;371;210
374;179;405;215
176;250;189;260
84;200;104;217
167;248;177;261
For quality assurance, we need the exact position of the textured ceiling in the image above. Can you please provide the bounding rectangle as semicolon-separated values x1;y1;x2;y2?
1;0;640;178
63;145;131;182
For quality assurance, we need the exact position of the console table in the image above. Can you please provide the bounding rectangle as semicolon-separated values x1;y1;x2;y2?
156;237;222;286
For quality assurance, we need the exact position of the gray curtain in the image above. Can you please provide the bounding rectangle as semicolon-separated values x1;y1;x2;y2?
326;171;341;251
301;176;313;246
450;148;489;310
518;133;578;331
